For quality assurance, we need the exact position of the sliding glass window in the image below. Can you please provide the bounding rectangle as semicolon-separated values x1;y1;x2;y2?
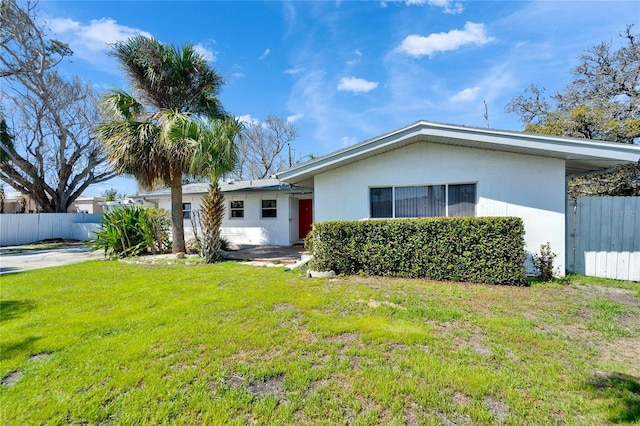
370;183;476;218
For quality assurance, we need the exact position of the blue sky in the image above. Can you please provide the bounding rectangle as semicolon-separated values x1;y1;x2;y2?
34;0;638;196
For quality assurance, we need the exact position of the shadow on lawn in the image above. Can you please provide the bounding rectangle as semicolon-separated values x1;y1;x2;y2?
1;336;41;360
589;372;640;423
0;299;36;321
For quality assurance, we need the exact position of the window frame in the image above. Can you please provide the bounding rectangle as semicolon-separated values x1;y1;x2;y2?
369;183;476;219
261;199;277;219
230;200;244;219
182;202;192;220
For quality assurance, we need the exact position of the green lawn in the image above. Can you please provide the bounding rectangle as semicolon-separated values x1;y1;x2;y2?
1;261;639;425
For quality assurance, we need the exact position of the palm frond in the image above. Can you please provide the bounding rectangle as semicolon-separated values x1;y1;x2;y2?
189;117;242;180
101;90;145;120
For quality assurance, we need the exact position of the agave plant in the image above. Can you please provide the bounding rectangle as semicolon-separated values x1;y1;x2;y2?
92;205;171;258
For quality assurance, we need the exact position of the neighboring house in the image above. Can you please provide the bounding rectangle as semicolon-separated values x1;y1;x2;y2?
0;191;104;214
278;120;640;275
130;179;313;247
1;191;38;213
67;196;105;214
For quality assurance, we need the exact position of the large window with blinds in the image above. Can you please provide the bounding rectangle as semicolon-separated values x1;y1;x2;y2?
370;183;476;218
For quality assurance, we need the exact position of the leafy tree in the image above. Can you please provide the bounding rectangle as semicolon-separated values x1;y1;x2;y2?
234;115;299;179
97;35;227;254
189;118;242;262
0;0;116;212
507;25;640;197
102;188;124;201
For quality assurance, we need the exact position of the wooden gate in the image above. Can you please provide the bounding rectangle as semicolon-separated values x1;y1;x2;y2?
566;197;640;281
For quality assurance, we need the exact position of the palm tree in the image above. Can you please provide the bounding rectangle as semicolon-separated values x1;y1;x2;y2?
188;118;242;262
97;35;226;253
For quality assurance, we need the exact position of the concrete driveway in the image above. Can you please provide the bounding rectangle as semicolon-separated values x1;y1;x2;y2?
0;243;104;275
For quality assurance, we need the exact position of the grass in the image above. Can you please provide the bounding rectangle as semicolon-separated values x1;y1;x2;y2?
1;261;639;425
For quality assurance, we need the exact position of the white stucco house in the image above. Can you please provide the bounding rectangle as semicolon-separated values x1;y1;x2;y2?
277;120;640;275
130;179;313;247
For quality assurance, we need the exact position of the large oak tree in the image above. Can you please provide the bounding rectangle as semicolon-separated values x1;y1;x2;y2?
507;25;640;198
0;0;115;212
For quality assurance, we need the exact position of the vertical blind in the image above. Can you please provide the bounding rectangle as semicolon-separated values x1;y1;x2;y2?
371;187;393;218
395;185;446;218
448;183;476;217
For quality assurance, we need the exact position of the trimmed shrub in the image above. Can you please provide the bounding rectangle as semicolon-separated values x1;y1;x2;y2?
309;217;527;286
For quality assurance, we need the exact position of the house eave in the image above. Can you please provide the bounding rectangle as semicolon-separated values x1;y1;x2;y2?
277;120;640;183
128;179;313;199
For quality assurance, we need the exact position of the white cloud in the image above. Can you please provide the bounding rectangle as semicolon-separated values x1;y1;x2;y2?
341;136;359;147
49;17;151;52
449;87;480;103
405;0;464;14
337;77;379;93
347;49;363;65
237;114;260;126
287;113;304;123
284;67;304;75
259;48;271;60
397;22;494;58
48;17;80;33
194;43;217;62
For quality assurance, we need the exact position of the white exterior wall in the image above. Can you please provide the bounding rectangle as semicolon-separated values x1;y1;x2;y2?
153;192;299;247
313;142;566;274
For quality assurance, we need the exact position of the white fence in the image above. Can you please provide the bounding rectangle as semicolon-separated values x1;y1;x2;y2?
566;197;640;281
0;213;102;246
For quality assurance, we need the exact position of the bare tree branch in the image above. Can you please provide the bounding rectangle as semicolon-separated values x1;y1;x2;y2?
234;114;299;180
0;0;116;212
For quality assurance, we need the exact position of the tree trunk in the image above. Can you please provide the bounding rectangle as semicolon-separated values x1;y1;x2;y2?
200;182;225;263
169;170;186;254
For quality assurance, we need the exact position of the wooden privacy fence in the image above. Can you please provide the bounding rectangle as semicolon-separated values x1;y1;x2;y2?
566;197;640;281
0;213;102;246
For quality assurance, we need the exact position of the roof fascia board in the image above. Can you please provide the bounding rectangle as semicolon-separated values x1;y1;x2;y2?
278;121;640;182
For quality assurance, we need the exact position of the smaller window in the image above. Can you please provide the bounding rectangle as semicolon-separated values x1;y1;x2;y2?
370;187;393;218
182;203;192;220
230;200;244;218
261;199;277;218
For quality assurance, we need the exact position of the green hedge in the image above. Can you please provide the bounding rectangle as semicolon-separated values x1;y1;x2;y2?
308;217;527;286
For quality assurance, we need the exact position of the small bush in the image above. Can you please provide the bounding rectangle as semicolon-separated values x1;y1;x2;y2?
309;217;527;286
532;242;557;281
92;206;171;258
303;229;314;253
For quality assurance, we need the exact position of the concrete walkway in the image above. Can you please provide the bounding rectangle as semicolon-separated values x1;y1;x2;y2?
0;243;104;275
223;245;307;264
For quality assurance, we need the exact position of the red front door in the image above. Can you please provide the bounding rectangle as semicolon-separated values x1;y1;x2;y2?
298;199;313;240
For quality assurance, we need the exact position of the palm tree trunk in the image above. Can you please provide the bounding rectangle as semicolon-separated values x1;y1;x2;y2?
200;182;225;263
170;171;186;254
